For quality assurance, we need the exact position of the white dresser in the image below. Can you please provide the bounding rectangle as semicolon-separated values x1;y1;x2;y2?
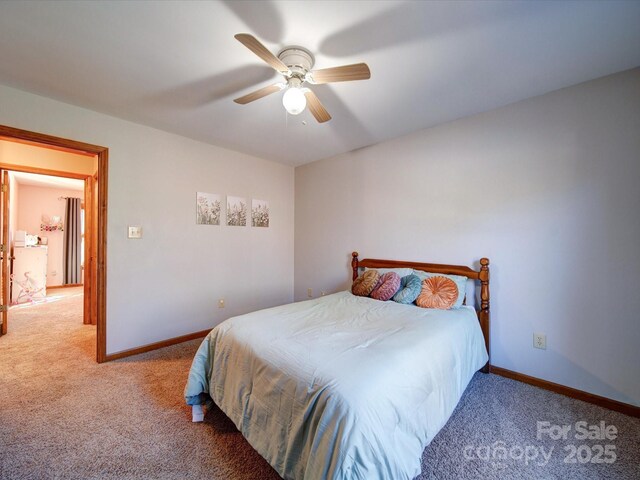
11;246;48;304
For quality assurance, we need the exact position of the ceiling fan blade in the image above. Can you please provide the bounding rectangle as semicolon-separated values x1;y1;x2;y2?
309;63;370;84
234;83;283;104
235;33;290;75
304;90;331;123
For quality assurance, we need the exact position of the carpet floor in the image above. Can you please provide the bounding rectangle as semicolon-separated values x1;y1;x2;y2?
1;291;638;479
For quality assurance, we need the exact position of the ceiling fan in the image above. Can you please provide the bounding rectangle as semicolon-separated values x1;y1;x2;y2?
233;34;371;123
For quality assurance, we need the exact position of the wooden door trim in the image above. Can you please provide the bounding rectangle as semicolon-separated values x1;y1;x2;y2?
0;163;90;180
1;171;8;335
0;136;97;158
0;124;108;363
48;284;83;290
83;176;92;325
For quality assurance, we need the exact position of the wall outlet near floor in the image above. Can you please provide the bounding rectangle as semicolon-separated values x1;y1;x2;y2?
51;270;57;276
320;291;326;297
533;333;547;350
307;288;313;298
218;298;225;308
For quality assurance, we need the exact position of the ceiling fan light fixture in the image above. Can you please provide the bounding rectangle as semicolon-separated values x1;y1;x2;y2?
233;33;370;123
282;80;306;115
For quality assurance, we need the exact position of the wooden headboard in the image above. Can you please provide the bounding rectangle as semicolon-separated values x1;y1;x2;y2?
351;251;491;373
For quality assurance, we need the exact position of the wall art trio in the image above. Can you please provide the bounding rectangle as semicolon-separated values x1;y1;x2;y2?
196;192;269;228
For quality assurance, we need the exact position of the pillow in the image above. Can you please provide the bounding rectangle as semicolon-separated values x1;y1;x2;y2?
416;276;458;309
465;279;477;309
393;274;421;304
370;272;401;301
365;267;414;278
413;270;466;309
352;269;381;297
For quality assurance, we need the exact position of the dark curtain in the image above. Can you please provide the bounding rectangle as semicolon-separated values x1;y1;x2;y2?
63;198;82;284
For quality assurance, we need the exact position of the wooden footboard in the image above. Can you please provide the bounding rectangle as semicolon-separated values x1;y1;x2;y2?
351;251;491;373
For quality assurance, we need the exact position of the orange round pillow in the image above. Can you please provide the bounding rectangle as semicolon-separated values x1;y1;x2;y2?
416;276;458;309
352;270;381;297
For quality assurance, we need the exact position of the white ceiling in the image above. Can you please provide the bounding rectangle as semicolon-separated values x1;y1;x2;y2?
0;1;639;166
11;171;84;191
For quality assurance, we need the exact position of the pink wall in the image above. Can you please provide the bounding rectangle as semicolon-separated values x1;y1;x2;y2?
8;174;19;246
16;185;83;287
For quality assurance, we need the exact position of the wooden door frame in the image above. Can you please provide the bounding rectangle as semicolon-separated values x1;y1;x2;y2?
0;124;108;363
83;175;93;325
1;171;8;334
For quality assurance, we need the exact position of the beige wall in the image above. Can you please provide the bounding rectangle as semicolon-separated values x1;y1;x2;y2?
0;140;96;175
16;184;83;287
295;68;640;406
0;83;295;355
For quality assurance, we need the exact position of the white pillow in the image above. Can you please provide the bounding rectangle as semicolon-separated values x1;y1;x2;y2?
465;279;477;309
365;267;414;278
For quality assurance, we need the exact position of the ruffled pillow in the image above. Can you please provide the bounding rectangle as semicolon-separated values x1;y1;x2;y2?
352;269;381;297
393;274;421;304
413;270;467;309
370;272;401;301
416;276;458;309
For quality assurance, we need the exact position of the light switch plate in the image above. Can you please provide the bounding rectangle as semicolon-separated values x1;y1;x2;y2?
128;226;143;239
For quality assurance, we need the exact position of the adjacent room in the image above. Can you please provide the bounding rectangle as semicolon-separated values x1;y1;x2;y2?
0;139;98;345
8;169;86;336
0;1;638;480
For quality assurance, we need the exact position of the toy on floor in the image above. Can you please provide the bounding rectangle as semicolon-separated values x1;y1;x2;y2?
11;271;46;304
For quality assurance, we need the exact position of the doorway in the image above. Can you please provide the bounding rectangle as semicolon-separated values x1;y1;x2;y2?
0;125;108;362
5;169;85;296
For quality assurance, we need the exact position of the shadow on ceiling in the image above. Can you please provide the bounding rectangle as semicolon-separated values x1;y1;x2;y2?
318;0;553;57
222;0;283;44
138;65;276;110
313;85;374;149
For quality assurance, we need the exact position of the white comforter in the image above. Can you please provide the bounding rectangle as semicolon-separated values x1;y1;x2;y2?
185;291;488;480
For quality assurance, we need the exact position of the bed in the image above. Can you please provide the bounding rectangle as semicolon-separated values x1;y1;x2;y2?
185;252;491;480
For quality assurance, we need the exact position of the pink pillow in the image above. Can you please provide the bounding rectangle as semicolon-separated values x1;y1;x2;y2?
370;272;401;301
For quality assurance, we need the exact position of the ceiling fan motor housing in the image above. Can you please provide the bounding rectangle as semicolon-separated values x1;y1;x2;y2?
278;46;315;78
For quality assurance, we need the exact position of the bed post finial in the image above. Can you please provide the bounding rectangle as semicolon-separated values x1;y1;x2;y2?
351;252;359;281
480;258;490;311
479;258;490;373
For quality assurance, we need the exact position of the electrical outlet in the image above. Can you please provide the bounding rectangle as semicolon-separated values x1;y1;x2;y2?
307;288;313;298
218;298;225;308
320;291;326;297
128;225;143;239
533;333;547;350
